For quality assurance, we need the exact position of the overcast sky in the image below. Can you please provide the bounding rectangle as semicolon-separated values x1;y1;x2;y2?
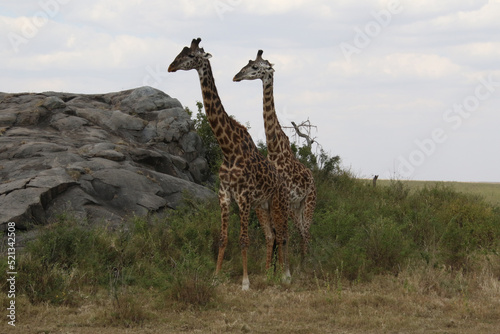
1;0;499;182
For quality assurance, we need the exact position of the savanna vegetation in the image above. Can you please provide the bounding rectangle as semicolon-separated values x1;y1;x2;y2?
1;105;500;333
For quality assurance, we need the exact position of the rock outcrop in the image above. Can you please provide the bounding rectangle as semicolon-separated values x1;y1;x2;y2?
0;86;215;230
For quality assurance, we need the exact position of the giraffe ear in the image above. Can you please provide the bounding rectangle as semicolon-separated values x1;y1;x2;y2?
203;52;212;59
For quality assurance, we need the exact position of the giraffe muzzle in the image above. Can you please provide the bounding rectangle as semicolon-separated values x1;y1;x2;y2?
167;64;177;73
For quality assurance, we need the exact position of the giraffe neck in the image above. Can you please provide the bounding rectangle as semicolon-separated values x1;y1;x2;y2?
197;61;252;159
262;74;291;156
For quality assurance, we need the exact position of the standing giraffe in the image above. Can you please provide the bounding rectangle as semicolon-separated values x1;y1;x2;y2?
168;39;290;290
234;50;317;256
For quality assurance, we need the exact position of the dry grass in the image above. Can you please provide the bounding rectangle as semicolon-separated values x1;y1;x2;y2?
4;261;500;334
376;179;500;207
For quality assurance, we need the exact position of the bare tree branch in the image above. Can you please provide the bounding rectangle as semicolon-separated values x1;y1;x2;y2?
289;121;316;148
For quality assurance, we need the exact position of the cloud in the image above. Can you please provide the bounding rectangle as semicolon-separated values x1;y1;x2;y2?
1;0;499;182
241;0;326;15
400;0;489;19
382;53;461;79
327;52;461;82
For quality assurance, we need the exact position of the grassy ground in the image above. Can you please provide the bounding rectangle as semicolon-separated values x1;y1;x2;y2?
2;176;500;333
376;179;500;207
3;265;500;333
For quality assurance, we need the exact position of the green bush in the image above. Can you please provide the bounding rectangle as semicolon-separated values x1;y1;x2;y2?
309;175;500;282
16;202;222;305
188;101;223;176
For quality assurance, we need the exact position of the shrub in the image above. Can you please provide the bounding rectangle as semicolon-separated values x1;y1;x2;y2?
189;101;223;175
362;217;413;275
17;215;117;304
169;246;217;307
308;174;500;282
110;291;150;327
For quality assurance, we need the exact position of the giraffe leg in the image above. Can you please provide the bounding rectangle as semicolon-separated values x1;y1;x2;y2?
238;199;251;291
292;204;308;259
215;186;231;275
255;207;275;271
272;186;291;283
301;189;316;256
290;206;305;257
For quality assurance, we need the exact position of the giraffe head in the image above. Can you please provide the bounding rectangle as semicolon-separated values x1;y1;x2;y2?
168;38;212;73
233;50;274;82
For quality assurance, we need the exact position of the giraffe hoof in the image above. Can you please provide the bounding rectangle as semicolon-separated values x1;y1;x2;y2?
242;277;250;291
282;269;292;284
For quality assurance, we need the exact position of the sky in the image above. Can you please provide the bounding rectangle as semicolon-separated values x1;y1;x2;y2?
1;0;499;182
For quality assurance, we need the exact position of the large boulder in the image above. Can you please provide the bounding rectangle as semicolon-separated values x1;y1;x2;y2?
0;87;214;230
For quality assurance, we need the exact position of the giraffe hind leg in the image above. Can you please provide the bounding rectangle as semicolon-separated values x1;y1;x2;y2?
291;201;308;258
271;186;291;283
301;189;316;256
255;207;275;271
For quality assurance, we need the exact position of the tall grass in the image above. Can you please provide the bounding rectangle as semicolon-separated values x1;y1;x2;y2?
13;202;224;309
5;171;500;319
310;174;500;281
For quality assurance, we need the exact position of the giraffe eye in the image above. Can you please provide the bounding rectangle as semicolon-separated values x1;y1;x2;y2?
252;65;258;70
188;54;195;58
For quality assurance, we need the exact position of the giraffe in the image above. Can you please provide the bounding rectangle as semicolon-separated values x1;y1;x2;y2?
233;50;317;256
168;39;290;290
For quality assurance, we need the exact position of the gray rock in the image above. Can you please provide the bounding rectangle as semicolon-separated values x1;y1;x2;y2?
0;113;17;127
106;110;146;131
157;117;190;142
141;122;158;142
95;150;126;161
189;157;210;184
0;187;49;229
12;142;67;159
75;108;113;128
0;86;215;230
42;96;66;110
50;115;89;131
157;107;187;121
180;131;204;160
120;86;183;114
27;167;76;190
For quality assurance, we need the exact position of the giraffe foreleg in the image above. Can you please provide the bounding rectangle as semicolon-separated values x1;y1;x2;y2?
237;198;252;291
215;186;231;275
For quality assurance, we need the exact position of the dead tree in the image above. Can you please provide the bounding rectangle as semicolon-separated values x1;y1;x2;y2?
285;119;317;149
